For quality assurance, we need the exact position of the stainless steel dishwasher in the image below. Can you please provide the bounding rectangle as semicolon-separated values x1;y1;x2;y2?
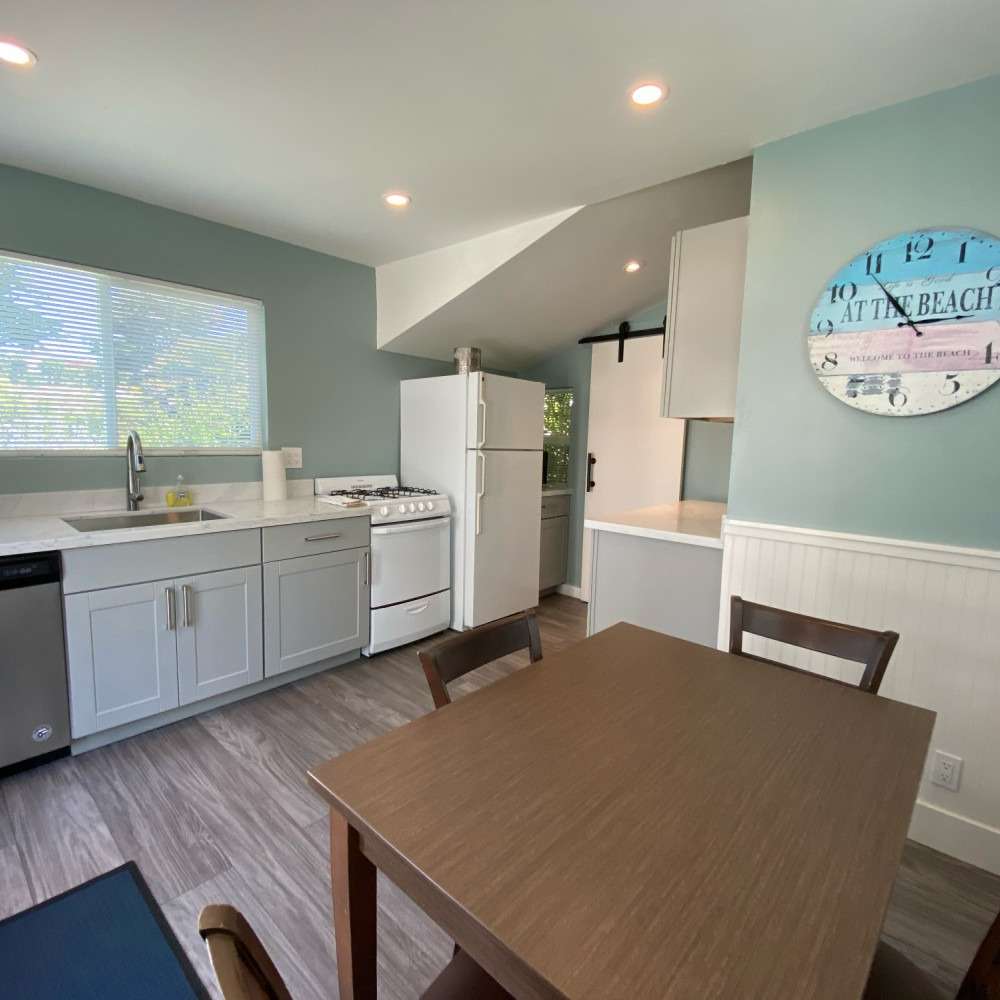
0;551;71;775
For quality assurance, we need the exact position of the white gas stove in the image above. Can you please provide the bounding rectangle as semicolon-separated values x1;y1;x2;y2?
314;476;452;656
314;475;451;524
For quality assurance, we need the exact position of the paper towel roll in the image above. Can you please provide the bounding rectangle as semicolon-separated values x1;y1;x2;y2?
261;450;287;502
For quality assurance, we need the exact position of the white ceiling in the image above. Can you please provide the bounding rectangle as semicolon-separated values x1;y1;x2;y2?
2;0;999;273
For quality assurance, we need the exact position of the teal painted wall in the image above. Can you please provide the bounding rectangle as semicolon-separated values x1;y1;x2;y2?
729;76;1000;551
682;421;733;503
519;344;591;587
0;164;450;493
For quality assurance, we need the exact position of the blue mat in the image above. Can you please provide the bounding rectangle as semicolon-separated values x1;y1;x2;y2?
0;861;209;999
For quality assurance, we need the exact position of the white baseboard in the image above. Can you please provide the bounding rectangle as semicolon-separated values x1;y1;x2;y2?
910;801;1000;876
556;583;583;600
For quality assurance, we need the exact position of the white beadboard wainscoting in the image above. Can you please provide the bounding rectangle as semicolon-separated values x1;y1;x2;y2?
719;518;1000;876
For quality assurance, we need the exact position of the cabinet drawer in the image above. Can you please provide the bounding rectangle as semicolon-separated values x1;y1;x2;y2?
62;529;261;594
541;494;571;519
262;516;370;562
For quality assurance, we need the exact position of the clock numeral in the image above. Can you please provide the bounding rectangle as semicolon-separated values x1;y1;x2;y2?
865;253;882;275
816;319;834;335
940;374;961;396
821;352;838;371
905;236;934;263
888;387;908;408
985;342;995;365
958;241;967;264
828;282;858;304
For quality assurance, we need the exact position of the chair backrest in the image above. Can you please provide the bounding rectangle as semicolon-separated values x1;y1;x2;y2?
956;904;1000;1000
198;904;295;1000
728;595;899;694
419;609;543;708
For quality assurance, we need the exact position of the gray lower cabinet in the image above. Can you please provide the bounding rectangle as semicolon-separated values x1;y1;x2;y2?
539;494;570;594
261;517;371;677
64;566;263;737
63;529;263;738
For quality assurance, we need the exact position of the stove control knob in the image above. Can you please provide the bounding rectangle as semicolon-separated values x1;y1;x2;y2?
427;501;434;511
398;504;407;514
379;505;389;517
409;502;417;513
417;502;425;511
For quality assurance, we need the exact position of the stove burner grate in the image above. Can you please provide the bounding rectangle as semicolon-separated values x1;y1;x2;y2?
327;485;439;501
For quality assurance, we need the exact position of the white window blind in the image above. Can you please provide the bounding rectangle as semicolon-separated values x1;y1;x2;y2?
0;251;264;452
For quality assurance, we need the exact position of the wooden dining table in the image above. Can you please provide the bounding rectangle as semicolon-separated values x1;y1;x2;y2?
307;621;935;1000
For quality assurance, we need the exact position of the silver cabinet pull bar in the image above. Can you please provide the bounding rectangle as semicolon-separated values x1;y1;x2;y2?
182;584;193;628
165;587;175;631
304;533;342;542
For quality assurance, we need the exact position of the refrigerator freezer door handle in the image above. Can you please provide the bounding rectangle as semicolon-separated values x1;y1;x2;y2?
478;378;487;448
476;450;486;535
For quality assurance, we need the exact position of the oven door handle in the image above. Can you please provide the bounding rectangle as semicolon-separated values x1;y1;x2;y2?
371;516;450;536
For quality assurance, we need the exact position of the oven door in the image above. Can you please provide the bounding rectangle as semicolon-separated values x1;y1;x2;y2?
370;516;450;610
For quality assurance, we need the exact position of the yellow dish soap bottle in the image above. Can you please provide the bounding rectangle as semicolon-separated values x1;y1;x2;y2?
167;475;193;507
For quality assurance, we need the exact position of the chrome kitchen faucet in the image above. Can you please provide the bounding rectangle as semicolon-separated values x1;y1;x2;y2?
126;430;146;510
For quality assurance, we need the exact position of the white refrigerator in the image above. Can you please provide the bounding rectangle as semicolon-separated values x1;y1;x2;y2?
400;372;544;630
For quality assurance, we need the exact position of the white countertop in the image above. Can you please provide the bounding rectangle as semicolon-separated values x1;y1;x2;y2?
0;497;370;557
542;486;572;497
585;500;726;549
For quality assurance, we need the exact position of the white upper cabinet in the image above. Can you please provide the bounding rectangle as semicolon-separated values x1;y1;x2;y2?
661;216;749;419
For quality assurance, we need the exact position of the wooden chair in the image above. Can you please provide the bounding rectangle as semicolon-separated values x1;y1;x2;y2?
418;609;542;709
199;903;513;1000
864;905;1000;999
198;904;294;1000
728;595;899;694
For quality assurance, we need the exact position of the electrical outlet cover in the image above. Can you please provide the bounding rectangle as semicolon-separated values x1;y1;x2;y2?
281;447;303;469
931;750;963;791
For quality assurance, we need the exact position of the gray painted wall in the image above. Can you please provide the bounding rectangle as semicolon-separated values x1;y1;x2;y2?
729;76;1000;551
0;164;450;493
682;422;733;503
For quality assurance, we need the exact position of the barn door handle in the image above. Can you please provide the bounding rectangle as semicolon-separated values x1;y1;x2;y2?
587;453;597;492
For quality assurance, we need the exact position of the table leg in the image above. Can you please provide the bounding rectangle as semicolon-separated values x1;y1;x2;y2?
330;810;377;1000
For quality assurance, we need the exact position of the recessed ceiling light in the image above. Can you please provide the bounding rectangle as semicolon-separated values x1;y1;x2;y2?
383;192;411;208
623;260;645;273
630;83;665;107
0;40;37;67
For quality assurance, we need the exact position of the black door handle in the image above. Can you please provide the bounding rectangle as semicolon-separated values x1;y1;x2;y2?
587;453;596;492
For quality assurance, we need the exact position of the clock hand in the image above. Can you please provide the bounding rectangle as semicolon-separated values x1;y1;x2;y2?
871;275;923;336
896;314;973;327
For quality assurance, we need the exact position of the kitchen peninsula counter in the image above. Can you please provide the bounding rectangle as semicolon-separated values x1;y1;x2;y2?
586;500;726;645
585;500;725;547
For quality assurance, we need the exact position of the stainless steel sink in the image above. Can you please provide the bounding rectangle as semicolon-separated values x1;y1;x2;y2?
62;509;229;532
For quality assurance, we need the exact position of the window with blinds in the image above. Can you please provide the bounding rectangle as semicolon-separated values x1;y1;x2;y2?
0;251;264;452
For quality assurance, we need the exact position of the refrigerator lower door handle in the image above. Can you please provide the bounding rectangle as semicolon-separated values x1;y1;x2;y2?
475;450;486;535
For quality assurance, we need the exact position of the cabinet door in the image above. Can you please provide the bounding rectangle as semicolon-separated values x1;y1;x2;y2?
539;516;569;592
175;567;264;706
661;215;749;419
263;548;370;677
64;581;178;737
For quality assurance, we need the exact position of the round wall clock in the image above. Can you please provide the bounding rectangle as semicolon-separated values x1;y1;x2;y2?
808;227;1000;415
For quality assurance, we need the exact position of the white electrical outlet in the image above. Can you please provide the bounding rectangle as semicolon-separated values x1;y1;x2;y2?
931;750;963;791
281;447;302;469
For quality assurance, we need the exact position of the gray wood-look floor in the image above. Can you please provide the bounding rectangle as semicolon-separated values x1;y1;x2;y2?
1;593;997;1000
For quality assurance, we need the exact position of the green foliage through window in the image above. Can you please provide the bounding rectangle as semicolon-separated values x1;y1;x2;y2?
543;388;573;484
0;251;264;451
